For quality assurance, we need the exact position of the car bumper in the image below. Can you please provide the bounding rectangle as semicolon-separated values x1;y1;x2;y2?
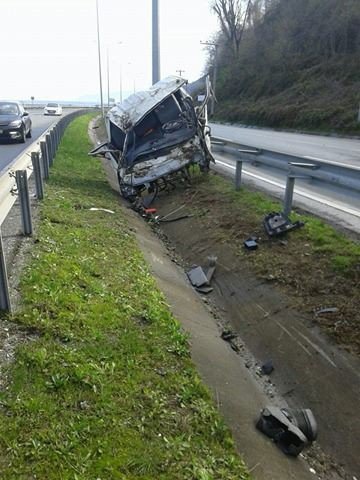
0;125;23;140
44;111;61;115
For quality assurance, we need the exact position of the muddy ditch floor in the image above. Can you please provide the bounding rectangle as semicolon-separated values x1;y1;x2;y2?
145;173;360;479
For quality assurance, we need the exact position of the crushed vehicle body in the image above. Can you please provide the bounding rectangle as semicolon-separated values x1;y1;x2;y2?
90;75;214;200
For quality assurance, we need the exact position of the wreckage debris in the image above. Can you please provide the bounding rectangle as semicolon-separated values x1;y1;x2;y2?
205;255;217;282
315;307;338;316
89;207;115;214
196;285;214;294
256;406;317;456
221;330;238;341
261;360;274;375
187;266;209;288
187;255;217;294
244;237;258;250
263;212;304;237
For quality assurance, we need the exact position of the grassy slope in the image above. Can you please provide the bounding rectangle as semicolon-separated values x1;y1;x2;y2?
0;115;250;480
215;59;360;134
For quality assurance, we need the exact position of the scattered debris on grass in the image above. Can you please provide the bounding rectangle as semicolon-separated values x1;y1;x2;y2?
263;212;304;237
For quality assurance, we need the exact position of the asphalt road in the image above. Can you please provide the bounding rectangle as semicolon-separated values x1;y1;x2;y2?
210;123;360;167
0;109;78;173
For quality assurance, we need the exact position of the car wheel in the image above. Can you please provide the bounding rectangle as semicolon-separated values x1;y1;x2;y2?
19;126;26;143
26;128;32;138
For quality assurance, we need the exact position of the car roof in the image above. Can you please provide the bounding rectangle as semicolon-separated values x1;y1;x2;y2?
107;76;187;132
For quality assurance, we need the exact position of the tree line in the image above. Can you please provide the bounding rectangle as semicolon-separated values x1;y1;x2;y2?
210;0;360;106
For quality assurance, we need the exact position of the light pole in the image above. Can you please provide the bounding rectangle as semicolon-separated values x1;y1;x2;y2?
96;0;104;117
200;41;219;116
152;0;160;84
107;46;110;107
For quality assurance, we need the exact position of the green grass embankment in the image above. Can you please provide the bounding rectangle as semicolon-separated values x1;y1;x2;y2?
0;115;250;480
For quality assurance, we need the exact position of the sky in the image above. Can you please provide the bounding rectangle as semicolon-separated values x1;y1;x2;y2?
0;0;219;103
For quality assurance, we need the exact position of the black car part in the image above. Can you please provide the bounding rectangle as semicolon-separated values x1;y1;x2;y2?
263;212;304;237
256;406;317;456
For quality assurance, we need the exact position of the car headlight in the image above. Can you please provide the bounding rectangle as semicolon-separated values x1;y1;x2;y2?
9;120;22;127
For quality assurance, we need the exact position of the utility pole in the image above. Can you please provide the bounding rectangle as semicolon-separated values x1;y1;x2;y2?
152;0;160;84
176;69;185;77
96;0;104;117
107;47;110;107
200;41;219;116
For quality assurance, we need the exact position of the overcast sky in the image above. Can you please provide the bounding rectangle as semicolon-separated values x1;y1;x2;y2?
0;0;219;103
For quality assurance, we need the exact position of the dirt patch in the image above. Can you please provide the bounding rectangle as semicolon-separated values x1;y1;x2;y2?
144;174;360;478
151;173;360;356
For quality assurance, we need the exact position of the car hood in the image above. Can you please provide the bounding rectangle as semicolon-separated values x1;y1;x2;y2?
0;114;20;123
107;76;187;132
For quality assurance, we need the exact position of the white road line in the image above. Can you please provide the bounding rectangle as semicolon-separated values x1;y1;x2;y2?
291;327;337;368
215;158;360;218
274;320;312;356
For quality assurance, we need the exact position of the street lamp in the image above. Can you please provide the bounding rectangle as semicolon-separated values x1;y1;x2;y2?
95;0;104;117
200;40;219;116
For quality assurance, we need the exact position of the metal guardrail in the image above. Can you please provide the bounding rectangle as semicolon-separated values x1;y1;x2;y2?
211;135;360;217
0;109;91;312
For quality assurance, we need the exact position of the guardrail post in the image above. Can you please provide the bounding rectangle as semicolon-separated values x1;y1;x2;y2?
283;175;295;218
235;159;243;190
46;133;53;167
55;124;60;148
0;229;11;312
50;129;56;157
31;152;44;200
40;140;50;179
16;170;33;236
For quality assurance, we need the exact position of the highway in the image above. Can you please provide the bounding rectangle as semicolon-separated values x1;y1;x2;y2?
0;109;77;173
210;123;360;168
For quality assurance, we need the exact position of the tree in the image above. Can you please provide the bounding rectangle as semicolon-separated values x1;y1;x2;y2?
30;96;35;105
211;0;251;55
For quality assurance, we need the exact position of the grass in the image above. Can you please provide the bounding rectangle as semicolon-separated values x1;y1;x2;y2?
205;173;360;273
0;115;250;480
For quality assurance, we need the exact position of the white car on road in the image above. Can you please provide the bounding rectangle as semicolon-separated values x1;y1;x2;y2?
44;103;62;116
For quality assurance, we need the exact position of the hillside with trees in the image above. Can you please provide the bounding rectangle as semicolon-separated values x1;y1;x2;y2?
209;0;360;133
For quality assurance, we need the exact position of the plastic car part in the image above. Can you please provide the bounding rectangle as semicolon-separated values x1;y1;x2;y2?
187;266;209;288
263;212;304;237
256;406;317;456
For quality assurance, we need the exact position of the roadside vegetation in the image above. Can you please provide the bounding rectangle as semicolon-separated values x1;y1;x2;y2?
0;115;250;479
209;0;360;134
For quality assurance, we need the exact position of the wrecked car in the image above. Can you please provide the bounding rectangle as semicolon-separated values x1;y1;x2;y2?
90;75;214;200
